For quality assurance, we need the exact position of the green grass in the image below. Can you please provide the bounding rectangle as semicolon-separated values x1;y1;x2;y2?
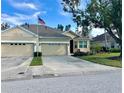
30;56;43;66
79;53;122;68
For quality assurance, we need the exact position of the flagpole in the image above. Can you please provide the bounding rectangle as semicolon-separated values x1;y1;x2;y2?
37;16;39;57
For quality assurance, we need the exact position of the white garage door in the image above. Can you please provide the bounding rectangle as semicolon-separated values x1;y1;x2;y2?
1;43;34;57
41;43;67;56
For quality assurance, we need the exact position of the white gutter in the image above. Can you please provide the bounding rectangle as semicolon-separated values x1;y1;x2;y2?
1;40;36;43
39;36;70;39
40;41;69;44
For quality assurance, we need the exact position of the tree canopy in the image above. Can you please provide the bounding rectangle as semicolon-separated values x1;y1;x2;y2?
65;24;71;31
57;24;64;31
1;23;10;30
62;0;122;56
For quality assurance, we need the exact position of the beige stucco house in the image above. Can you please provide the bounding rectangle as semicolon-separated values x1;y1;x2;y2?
1;24;90;57
63;31;90;53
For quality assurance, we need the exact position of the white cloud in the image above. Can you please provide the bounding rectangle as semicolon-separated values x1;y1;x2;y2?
8;0;38;10
1;12;44;25
33;11;47;17
33;12;41;17
60;11;70;16
91;28;105;37
1;13;23;25
16;2;37;10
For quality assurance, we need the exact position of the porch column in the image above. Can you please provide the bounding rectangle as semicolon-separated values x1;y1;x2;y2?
34;43;37;52
67;43;70;55
39;43;41;52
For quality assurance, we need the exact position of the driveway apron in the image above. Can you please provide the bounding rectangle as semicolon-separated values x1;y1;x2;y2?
42;56;119;75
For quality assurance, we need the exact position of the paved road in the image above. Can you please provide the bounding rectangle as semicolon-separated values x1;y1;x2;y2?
2;69;121;93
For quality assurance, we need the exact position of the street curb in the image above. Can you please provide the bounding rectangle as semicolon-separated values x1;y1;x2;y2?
23;57;33;73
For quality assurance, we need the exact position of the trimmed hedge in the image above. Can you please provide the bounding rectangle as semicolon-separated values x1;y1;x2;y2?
110;48;121;53
73;51;89;56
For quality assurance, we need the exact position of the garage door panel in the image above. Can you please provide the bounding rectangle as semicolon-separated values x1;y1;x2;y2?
41;44;67;56
1;43;33;57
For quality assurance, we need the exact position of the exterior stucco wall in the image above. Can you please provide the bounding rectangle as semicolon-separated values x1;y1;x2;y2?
1;28;37;41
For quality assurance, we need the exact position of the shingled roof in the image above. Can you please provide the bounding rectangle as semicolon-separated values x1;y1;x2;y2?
92;33;113;42
21;24;69;38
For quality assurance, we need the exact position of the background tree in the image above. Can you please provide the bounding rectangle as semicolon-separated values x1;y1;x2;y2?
62;0;122;57
62;0;91;37
57;24;64;31
1;23;10;30
65;24;71;31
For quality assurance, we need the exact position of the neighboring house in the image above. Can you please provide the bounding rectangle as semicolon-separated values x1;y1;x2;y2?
1;24;90;57
92;32;120;49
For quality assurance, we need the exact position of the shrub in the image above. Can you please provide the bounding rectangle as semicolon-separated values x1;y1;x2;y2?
110;48;121;53
90;43;102;53
34;52;42;57
73;51;88;56
101;47;110;52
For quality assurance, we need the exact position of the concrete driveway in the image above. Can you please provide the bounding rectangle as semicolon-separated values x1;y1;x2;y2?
1;57;33;81
43;56;119;75
2;57;28;71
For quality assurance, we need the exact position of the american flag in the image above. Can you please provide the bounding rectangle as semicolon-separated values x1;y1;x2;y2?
38;17;45;25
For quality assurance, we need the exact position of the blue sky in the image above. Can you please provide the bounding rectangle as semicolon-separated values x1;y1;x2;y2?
1;0;76;29
1;0;104;36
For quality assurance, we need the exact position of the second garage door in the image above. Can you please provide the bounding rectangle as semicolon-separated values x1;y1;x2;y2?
41;43;67;56
1;43;34;57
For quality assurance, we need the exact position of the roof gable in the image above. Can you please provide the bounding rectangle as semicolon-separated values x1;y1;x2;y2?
1;27;37;41
92;33;113;42
1;26;37;37
63;31;78;39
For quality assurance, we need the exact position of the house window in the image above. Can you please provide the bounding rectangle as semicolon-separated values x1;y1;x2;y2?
10;43;13;45
84;41;87;48
79;41;83;48
23;43;26;45
19;43;21;45
79;41;87;48
15;43;17;45
75;41;77;48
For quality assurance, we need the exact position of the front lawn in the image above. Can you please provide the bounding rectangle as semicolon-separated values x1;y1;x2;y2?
30;57;43;66
79;53;122;68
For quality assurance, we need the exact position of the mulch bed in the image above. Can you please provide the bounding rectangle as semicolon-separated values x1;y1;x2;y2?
107;56;122;61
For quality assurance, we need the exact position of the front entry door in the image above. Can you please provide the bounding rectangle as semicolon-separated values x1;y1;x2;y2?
70;40;73;53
